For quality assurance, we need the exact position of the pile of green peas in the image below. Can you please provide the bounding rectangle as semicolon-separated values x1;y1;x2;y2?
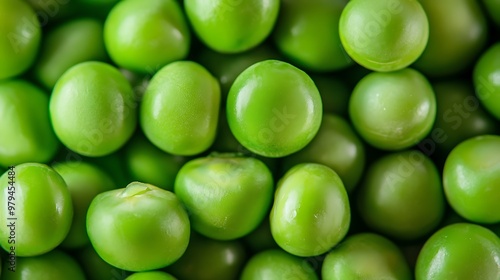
1;0;500;279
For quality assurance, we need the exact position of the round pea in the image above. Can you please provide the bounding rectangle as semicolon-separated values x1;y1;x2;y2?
357;150;445;240
33;17;107;89
126;271;177;280
322;233;412;280
473;43;500;120
282;114;365;193
339;0;428;72
443;135;500;224
174;155;274;240
240;249;318;280
167;233;246;280
270;163;350;257
184;0;280;53
141;61;220;156
414;0;488;77
53;161;116;249
87;182;190;271
273;0;352;71
0;0;41;80
0;80;59;168
104;0;190;73
0;163;72;256
1;250;86;280
415;223;500;280
227;60;322;158
349;68;436;151
50;61;137;157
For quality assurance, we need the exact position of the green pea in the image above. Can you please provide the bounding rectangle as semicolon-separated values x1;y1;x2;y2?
322;233;412;280
184;0;280;53
50;61;137;157
273;0;352;71
174;154;274;240
357;150;445;240
2;250;86;280
240;249;318;280
86;182;190;271
104;0;190;73
0;163;72;256
33;17;107;89
349;68;436;151
270;163;350;257
0;0;41;80
126;271;177;280
53;161;116;249
413;0;488;77
443;135;500;224
140;61;220;156
282;114;365;193
473;42;500;120
227;60;323;158
339;0;428;72
0;80;59;168
167;233;246;280
415;223;500;280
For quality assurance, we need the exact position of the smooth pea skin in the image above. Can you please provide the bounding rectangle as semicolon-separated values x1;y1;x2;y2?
270;163;350;257
227;60;322;158
184;0;280;53
50;61;137;157
33;18;107;89
174;155;274;240
414;0;488;77
126;271;177;280
104;0;190;73
282;114;365;193
53;161;116;249
273;0;352;71
141;61;220;156
322;233;412;280
87;182;190;271
124;134;187;191
240;249;318;280
339;0;428;72
0;80;59;168
0;0;41;80
443;135;500;224
1;250;86;280
349;68;436;150
167;233;246;280
0;163;72;256
357;150;445;240
416;223;500;280
473;43;500;120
